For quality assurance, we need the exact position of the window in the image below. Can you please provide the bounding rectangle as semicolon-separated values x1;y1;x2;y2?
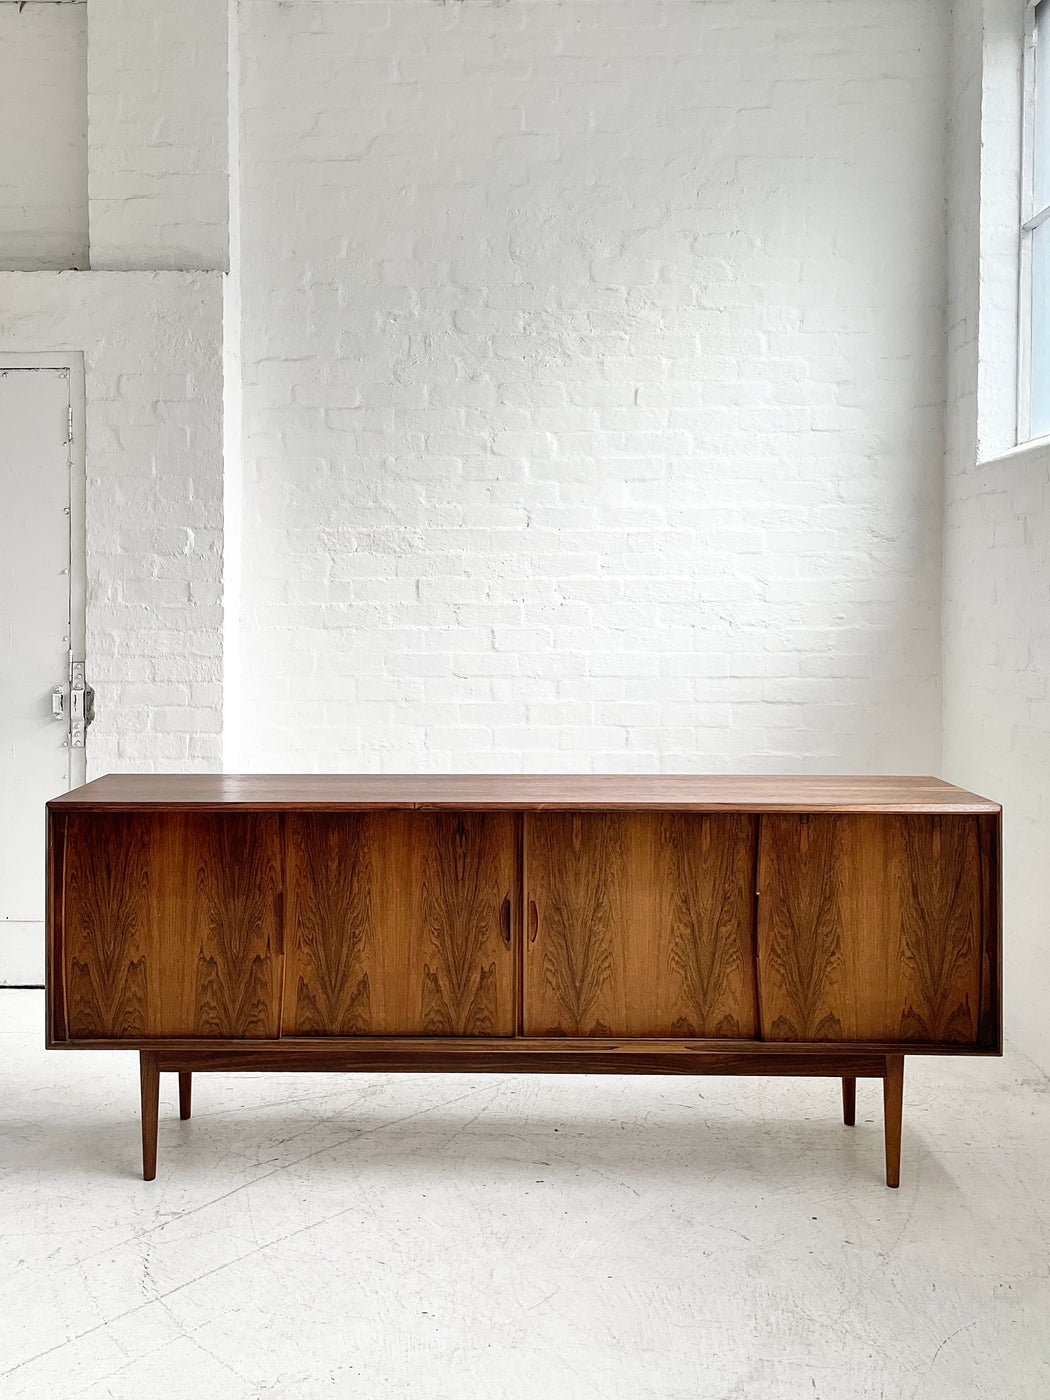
1021;0;1050;440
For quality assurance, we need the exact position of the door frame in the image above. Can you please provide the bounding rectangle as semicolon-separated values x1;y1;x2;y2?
0;352;88;790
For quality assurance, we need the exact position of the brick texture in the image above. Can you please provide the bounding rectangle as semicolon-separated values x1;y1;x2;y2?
943;0;1050;1075
237;0;948;774
87;0;229;271
0;271;225;774
0;3;88;271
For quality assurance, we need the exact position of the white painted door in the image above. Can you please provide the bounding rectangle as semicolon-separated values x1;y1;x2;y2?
0;365;85;985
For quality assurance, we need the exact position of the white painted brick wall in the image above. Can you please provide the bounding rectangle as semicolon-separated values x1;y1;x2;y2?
945;0;981;479
8;0;1045;1064
0;272;225;774
943;0;1050;1075
943;446;1050;1078
0;3;88;271
236;0;948;775
87;0;229;270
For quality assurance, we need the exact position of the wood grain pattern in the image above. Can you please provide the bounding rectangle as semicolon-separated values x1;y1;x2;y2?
48;792;999;1063
896;820;981;1042
140;1050;159;1181
883;1054;904;1188
662;814;757;1036
524;812;756;1037
62;813;282;1039
150;1047;890;1078
757;815;982;1044
757;816;845;1042
63;813;151;1039
189;816;281;1038
46;809;68;1044
527;813;619;1037
283;813;375;1035
49;1033;997;1055
283;812;515;1035
976;812;1002;1052
49;785;1000;1186
49;772;1000;814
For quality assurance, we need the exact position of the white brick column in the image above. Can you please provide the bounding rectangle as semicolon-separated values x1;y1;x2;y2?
87;0;230;271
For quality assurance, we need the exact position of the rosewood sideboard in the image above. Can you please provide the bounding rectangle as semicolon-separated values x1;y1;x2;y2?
45;774;1002;1185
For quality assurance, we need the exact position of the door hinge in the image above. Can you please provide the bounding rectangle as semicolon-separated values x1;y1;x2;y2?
69;659;94;748
67;403;73;445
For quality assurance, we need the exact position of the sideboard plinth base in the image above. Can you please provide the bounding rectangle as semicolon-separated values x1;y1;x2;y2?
140;1048;907;1187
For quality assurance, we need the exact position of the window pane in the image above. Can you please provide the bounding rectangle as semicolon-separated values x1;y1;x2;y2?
1032;221;1050;438
1037;0;1050;211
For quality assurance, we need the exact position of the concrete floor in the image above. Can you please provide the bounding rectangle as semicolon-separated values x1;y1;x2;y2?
1;990;1047;1400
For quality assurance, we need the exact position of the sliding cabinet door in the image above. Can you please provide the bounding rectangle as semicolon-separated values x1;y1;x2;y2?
58;812;283;1039
284;811;516;1035
524;812;756;1037
756;814;982;1043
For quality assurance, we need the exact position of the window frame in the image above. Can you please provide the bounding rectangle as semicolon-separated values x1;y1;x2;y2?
1019;0;1050;443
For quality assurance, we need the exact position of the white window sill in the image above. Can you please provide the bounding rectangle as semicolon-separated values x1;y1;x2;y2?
978;434;1050;470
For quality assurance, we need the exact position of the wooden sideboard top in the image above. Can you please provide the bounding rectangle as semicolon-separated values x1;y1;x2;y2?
49;773;1000;813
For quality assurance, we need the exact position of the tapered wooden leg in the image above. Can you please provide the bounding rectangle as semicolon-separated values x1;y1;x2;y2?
883;1054;904;1189
178;1072;192;1121
842;1076;856;1127
140;1050;159;1182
